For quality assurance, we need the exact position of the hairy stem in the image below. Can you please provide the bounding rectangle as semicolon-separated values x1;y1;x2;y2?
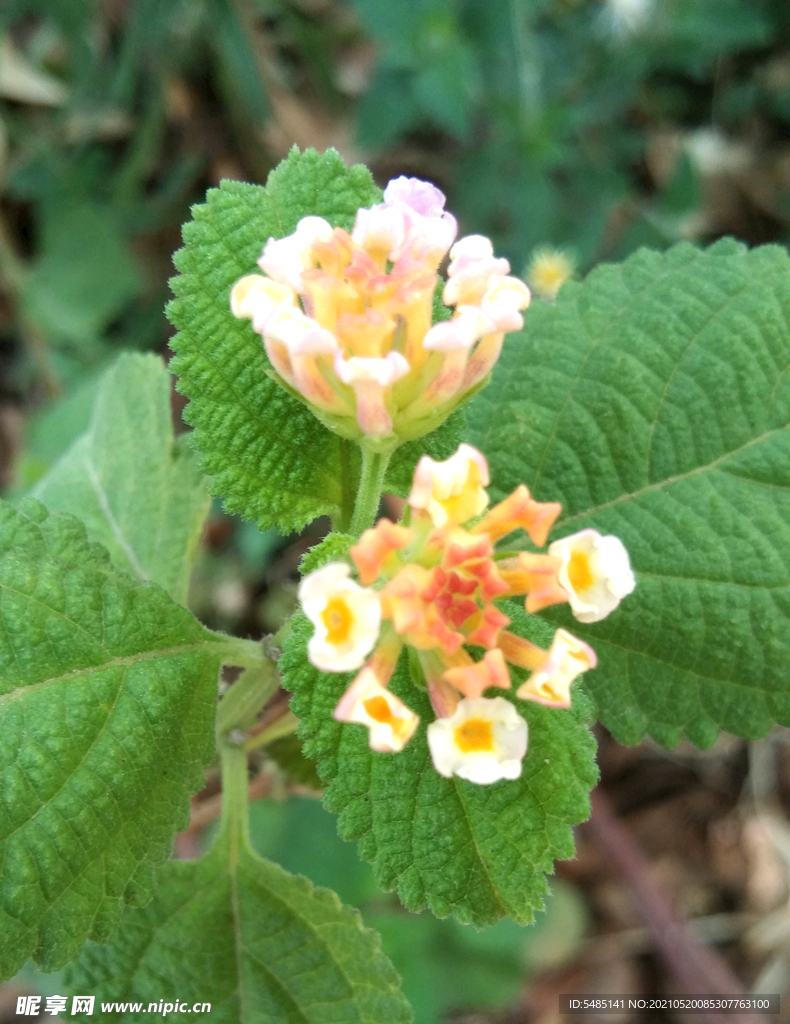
219;740;251;851
216;662;279;740
244;710;299;752
349;446;392;537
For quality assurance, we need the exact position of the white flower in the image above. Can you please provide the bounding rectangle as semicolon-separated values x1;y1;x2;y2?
422;306;496;352
351;203;408;266
443;234;511;307
333;351;410;436
383;176;447;217
379;176;458;265
427;696;528;784
299;563;381;672
229;275;297;333
480;275;531;332
334;668;420;752
548;529;636;623
258;216;334;292
352;177;457;269
408;443;490;528
515;629;596;708
265;306;338;354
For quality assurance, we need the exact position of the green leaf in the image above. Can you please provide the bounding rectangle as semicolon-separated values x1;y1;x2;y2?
66;833;413;1024
167;148;381;533
466;240;790;747
299;532;355;576
281;613;598;927
33;353;210;605
247;795;587;1024
0;500;236;977
168;148;466;535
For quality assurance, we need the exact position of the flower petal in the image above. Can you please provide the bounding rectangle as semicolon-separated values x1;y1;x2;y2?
230;275;297;333
471;484;561;546
515;628;597;708
427;696;527;784
350;519;415;585
334;667;419;752
548;529;636;623
334;351;410;436
443;648;511;700
408;443;490;528
258;216;334;292
299;562;381;672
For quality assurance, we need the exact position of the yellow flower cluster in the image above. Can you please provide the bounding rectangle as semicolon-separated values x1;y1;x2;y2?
299;444;636;784
230;177;530;450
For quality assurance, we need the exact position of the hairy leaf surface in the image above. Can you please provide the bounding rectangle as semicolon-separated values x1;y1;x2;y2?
168;148;463;533
466;240;790;746
67;836;412;1024
168;149;375;533
33;353;210;604
281;614;597;927
0;501;232;977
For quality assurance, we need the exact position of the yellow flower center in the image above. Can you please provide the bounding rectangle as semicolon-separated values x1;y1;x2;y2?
363;695;396;724
567;550;594;593
535;263;565;289
321;596;354;644
363;695;413;740
454;718;494;753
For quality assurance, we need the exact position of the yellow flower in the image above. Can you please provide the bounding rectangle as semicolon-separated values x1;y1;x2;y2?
231;180;530;448
515;629;597;708
298;444;631;782
526;247;575;300
408;443;490;528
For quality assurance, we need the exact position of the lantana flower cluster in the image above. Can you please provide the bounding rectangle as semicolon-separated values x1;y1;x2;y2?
299;444;636;785
230;177;529;448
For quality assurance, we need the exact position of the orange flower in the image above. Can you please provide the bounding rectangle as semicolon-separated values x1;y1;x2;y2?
297;443;629;780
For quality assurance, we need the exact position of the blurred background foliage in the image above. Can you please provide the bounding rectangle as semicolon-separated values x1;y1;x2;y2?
2;0;790;435
2;1;790;1021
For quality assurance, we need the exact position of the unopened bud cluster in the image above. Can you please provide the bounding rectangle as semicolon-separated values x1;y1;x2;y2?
231;178;529;450
299;444;636;785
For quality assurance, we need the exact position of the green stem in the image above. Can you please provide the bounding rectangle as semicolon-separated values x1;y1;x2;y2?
216;662;279;739
216;635;269;669
219;739;251;850
244;710;299;753
349;446;392;537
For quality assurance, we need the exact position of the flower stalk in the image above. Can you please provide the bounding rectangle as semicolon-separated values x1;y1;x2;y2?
349;446;393;537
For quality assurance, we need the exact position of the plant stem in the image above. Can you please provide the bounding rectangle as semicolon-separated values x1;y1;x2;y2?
217;635;269;669
349;446;392;537
244;710;299;752
219;739;251;851
215;662;279;739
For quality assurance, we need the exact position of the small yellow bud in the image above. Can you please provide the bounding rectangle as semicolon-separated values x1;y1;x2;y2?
526;247;575;300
